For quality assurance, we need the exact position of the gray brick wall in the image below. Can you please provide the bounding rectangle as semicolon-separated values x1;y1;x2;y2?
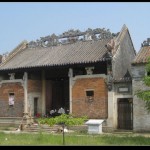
132;77;150;131
112;31;135;80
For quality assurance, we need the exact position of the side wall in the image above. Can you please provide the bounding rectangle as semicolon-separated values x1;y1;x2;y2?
132;64;150;132
72;75;108;118
112;30;135;79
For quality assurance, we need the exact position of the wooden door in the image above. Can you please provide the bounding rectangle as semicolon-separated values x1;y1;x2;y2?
118;98;133;130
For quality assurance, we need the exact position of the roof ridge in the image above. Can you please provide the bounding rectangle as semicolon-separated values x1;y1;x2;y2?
116;25;128;42
0;40;28;68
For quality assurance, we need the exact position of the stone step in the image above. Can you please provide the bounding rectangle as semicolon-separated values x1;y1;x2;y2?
0;117;23;128
0;117;22;123
0;122;20;127
23;124;61;133
113;129;133;134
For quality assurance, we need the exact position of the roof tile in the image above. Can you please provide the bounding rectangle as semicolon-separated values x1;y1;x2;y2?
132;46;150;64
0;39;110;70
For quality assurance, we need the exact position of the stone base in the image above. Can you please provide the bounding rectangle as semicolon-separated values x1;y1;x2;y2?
85;119;104;134
19;113;34;130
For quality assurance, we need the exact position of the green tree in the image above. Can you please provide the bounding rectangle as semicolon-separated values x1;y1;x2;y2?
136;58;150;112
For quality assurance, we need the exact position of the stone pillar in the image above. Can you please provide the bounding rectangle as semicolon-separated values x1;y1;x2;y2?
41;70;46;116
68;68;73;114
22;72;32;128
106;90;114;131
23;72;28;116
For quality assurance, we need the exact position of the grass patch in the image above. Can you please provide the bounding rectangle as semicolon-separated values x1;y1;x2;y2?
0;132;150;146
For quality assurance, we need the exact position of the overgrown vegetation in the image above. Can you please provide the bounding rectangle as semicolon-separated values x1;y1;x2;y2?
136;57;150;112
37;114;88;127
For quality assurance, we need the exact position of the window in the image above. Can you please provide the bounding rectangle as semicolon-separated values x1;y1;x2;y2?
9;93;15;106
85;90;94;102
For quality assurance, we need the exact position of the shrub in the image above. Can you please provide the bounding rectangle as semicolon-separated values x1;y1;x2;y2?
37;114;88;127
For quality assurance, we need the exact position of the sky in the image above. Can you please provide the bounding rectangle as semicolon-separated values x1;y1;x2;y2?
0;2;149;54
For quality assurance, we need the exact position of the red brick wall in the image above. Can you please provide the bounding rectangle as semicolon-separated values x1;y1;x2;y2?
0;83;24;117
72;77;108;119
28;80;42;93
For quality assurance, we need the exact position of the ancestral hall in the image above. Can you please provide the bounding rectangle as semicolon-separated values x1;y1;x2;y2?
0;25;136;131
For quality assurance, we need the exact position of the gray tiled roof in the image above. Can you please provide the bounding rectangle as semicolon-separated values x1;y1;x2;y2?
132;46;150;64
0;39;110;70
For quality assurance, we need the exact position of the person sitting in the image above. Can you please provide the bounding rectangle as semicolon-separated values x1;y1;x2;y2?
58;107;65;114
50;109;57;117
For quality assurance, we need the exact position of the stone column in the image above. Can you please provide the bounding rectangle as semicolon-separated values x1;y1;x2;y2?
23;72;28;116
68;68;73;114
22;72;32;127
41;70;46;116
107;90;114;131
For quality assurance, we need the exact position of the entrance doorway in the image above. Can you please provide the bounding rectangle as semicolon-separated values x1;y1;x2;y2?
46;79;69;115
34;97;38;116
52;80;69;110
118;98;133;130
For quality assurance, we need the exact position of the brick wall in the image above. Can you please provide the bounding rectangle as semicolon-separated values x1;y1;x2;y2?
133;79;150;131
28;80;42;93
0;83;24;117
72;77;108;118
132;65;150;131
28;80;42;116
